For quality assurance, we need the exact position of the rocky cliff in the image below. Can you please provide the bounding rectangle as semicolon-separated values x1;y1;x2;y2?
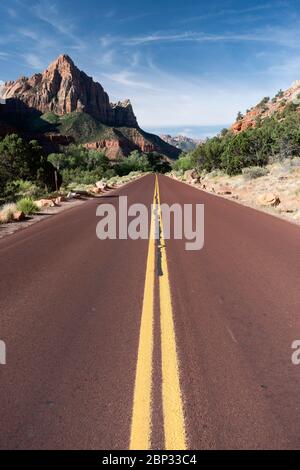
231;81;300;133
2;54;138;128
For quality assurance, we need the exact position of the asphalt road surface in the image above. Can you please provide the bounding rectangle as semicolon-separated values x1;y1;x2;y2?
0;173;300;450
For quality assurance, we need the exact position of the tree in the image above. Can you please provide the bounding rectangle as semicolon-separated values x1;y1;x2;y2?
0;134;53;198
86;151;110;172
47;153;66;191
115;151;150;176
275;89;284;99
0;134;31;181
146;152;171;173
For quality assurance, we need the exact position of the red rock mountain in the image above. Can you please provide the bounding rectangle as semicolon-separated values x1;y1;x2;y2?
1;55;180;159
231;80;300;133
3;54;138;127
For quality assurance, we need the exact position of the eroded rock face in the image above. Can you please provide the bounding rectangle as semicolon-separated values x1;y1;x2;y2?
2;55;138;127
110;99;138;128
84;137;138;159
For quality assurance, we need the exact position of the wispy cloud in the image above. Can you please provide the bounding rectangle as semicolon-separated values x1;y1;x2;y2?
118;12;153;23
115;27;300;47
102;70;158;90
182;2;285;23
104;9;116;19
22;53;44;69
6;7;17;18
0;52;10;61
31;0;86;51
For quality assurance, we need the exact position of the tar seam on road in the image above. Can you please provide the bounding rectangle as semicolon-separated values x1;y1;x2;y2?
130;175;187;450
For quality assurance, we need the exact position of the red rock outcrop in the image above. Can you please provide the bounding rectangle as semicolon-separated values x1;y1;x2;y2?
84;136;139;159
231;80;300;133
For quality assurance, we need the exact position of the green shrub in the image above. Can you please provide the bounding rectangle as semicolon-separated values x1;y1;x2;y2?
258;97;270;107
242;166;269;180
0;203;17;223
16;198;39;215
275;89;284;99
4;179;44;201
172;153;196;172
115;151;150;175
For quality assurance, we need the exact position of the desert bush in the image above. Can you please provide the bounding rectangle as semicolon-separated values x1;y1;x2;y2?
0;203;17;223
4;179;44;201
208;169;225;178
16;198;39;215
60;168;113;185
242;166;269;180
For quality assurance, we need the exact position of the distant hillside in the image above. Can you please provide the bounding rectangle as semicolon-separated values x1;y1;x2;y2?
173;79;300;176
160;134;202;151
232;81;300;133
1;55;180;159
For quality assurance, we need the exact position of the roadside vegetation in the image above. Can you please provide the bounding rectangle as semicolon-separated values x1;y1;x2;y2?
16;198;40;215
0;133;171;222
170;110;300;223
173;110;300;175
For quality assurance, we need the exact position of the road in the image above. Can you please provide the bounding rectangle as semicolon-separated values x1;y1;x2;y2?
0;173;300;450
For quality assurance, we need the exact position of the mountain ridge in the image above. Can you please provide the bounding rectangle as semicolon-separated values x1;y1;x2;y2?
160;134;203;151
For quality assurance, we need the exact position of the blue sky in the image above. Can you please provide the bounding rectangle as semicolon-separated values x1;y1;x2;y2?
1;0;300;137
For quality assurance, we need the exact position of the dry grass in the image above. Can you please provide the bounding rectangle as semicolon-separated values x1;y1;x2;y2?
0;203;17;223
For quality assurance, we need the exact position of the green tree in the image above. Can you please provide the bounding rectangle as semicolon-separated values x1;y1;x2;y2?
0;134;53;198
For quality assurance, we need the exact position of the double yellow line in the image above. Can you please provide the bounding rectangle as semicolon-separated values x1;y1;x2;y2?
130;175;187;450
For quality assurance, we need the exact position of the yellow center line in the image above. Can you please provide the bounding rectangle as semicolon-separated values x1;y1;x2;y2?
156;174;187;450
129;179;157;450
130;174;187;450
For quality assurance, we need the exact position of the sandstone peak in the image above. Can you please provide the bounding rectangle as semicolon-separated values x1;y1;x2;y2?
2;55;138;127
47;54;75;73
